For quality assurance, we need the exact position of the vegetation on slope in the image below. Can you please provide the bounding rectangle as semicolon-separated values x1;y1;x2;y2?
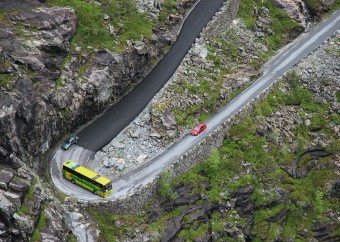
86;1;340;240
169;72;339;241
165;0;303;132
89;68;339;241
48;0;152;52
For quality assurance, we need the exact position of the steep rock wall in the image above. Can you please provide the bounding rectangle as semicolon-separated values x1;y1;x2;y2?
0;1;197;170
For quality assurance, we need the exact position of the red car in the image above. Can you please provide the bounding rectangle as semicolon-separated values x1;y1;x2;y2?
191;123;207;136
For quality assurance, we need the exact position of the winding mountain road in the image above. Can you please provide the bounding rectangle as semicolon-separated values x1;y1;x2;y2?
51;5;340;201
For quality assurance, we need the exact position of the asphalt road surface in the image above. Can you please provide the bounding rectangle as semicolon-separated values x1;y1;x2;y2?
77;0;225;151
51;8;340;200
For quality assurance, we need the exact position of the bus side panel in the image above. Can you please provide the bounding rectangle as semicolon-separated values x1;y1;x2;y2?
71;175;97;193
79;180;96;192
63;170;72;181
62;167;111;197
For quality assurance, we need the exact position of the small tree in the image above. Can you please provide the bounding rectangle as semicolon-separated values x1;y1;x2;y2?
158;171;177;200
206;149;221;179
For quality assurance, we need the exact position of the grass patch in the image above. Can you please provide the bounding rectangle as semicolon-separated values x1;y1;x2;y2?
25;178;37;200
237;0;303;51
16;205;30;216
31;211;47;241
66;233;77;242
178;222;209;240
158;171;178;200
16;179;37;215
0;73;13;88
158;0;177;24
49;0;152;52
88;209;148;242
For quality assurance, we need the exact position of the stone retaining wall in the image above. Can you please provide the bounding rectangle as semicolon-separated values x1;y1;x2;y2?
84;72;284;214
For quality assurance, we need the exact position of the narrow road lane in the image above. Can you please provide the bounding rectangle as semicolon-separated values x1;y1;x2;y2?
77;0;225;151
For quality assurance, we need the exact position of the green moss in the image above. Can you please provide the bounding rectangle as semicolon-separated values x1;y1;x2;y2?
31;211;47;241
17;205;30;216
304;0;325;15
237;0;257;29
158;0;177;24
25;179;37;200
282;206;305;240
178;222;209;240
149;207;183;234
16;179;37;215
158;171;178;200
60;107;70;118
175;168;207;187
326;139;340;154
210;212;224;233
0;73;13;88
66;233;77;242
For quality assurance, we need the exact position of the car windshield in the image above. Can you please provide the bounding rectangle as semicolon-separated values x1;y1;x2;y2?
194;126;201;130
65;140;71;144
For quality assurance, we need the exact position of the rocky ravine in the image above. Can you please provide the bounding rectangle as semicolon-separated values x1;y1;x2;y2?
0;0;338;241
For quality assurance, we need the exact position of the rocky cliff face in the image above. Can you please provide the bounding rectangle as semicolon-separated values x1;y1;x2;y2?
0;7;77;169
0;0;200;240
0;160;69;241
0;0;202;165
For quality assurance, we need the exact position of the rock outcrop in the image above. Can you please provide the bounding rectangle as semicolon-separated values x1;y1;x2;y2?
0;163;68;241
0;0;197;170
271;0;309;26
0;7;77;169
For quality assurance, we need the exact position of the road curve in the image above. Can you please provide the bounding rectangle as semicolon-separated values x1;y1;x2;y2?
51;9;340;201
51;0;225;199
77;0;225;151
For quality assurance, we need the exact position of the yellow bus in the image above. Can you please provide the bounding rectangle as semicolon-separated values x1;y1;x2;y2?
62;160;112;197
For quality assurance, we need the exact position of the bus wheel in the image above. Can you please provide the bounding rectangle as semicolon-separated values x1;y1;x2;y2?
71;179;75;184
93;190;97;195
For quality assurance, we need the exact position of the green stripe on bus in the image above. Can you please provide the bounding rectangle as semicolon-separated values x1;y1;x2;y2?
70;174;97;190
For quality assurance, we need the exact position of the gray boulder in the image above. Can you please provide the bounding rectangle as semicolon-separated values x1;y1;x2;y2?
9;177;30;193
0;191;16;225
0;170;13;190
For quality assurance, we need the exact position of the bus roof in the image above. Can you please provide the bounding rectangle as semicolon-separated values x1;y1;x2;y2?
96;176;111;186
76;166;97;179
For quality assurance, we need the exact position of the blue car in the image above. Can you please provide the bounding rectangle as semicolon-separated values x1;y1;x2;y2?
61;135;79;150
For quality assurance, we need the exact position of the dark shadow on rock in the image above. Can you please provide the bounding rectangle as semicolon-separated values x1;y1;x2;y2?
0;0;46;10
282;146;332;178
